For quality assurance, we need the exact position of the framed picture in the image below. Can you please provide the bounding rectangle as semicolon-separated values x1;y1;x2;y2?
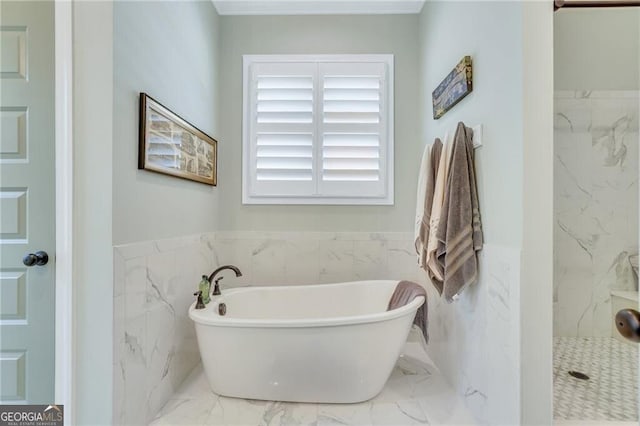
432;56;473;120
138;93;217;186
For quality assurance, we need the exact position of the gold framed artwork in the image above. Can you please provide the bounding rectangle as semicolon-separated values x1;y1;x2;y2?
138;93;217;186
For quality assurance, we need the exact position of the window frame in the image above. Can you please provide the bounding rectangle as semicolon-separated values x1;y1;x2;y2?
242;54;394;205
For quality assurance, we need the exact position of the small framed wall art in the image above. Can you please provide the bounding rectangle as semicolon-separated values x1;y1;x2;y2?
432;56;473;120
138;93;217;186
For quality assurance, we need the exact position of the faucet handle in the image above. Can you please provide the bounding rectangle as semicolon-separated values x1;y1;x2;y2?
193;291;205;309
212;276;223;296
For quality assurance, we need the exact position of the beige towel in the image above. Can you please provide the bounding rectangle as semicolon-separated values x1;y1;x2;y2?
436;122;483;302
414;139;442;268
414;143;431;265
426;132;454;292
387;280;428;343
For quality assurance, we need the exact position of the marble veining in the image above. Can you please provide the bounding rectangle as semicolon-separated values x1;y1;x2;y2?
426;244;521;426
554;90;639;338
594;117;629;169
113;232;218;425
151;342;476;426
114;231;521;425
114;231;427;424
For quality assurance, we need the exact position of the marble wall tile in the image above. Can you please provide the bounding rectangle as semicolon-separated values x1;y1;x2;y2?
424;244;521;426
124;257;148;320
210;238;255;287
387;239;425;285
592;98;639;132
112;294;126;426
114;231;429;423
114;250;125;298
251;239;289;285
123;313;147;426
485;245;520;426
353;239;388;281
145;304;177;419
284;239;321;285
153;234;202;252
554;97;592;133
146;251;177;311
318;239;356;283
115;240;158;260
209;231;419;287
554;91;639;338
114;233;218;425
114;231;514;425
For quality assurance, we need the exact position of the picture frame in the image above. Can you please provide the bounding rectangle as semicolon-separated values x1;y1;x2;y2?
138;93;217;186
432;56;473;120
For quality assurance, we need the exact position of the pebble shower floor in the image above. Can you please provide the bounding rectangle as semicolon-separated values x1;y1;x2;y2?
553;337;639;421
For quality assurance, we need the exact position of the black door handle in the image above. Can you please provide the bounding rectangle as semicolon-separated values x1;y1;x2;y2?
22;251;49;267
615;309;640;343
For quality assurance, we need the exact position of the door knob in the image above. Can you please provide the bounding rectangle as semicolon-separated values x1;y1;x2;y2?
22;251;49;267
615;309;640;343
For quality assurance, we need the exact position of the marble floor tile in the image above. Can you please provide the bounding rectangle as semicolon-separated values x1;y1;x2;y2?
264;402;318;426
414;374;477;426
152;343;475;426
149;394;218;426
177;365;213;399
370;400;429;425
371;373;415;403
317;403;373;426
206;397;271;425
554;337;638;422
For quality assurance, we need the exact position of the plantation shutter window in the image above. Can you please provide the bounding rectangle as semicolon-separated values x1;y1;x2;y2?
243;55;393;205
248;62;316;197
319;62;387;198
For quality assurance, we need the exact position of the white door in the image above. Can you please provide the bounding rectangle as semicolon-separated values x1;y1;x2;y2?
0;1;55;404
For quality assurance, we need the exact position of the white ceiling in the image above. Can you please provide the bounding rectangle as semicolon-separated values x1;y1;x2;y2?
212;1;426;16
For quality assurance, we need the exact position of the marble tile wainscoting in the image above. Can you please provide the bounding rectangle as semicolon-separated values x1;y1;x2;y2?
554;90;639;337
426;244;522;426
209;231;425;288
113;232;522;425
209;234;522;426
113;231;426;424
113;233;219;425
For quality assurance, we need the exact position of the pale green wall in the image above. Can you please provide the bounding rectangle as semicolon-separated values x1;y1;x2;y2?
417;3;554;424
419;1;523;248
74;2;114;423
113;1;221;245
554;8;640;90
218;15;420;231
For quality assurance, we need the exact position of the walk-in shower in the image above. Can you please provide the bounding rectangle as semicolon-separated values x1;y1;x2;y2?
553;4;640;422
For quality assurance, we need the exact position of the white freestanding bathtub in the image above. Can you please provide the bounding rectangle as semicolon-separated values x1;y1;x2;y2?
188;280;424;403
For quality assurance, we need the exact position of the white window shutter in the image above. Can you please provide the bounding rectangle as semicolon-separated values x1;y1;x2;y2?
242;55;393;205
319;62;389;198
248;62;317;197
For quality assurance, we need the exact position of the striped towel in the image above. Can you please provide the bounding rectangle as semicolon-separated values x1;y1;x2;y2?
426;132;454;288
435;122;483;302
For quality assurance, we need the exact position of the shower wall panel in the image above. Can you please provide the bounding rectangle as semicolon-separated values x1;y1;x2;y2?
554;90;639;337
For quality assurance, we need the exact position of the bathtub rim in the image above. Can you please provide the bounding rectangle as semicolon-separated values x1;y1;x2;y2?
188;281;425;329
